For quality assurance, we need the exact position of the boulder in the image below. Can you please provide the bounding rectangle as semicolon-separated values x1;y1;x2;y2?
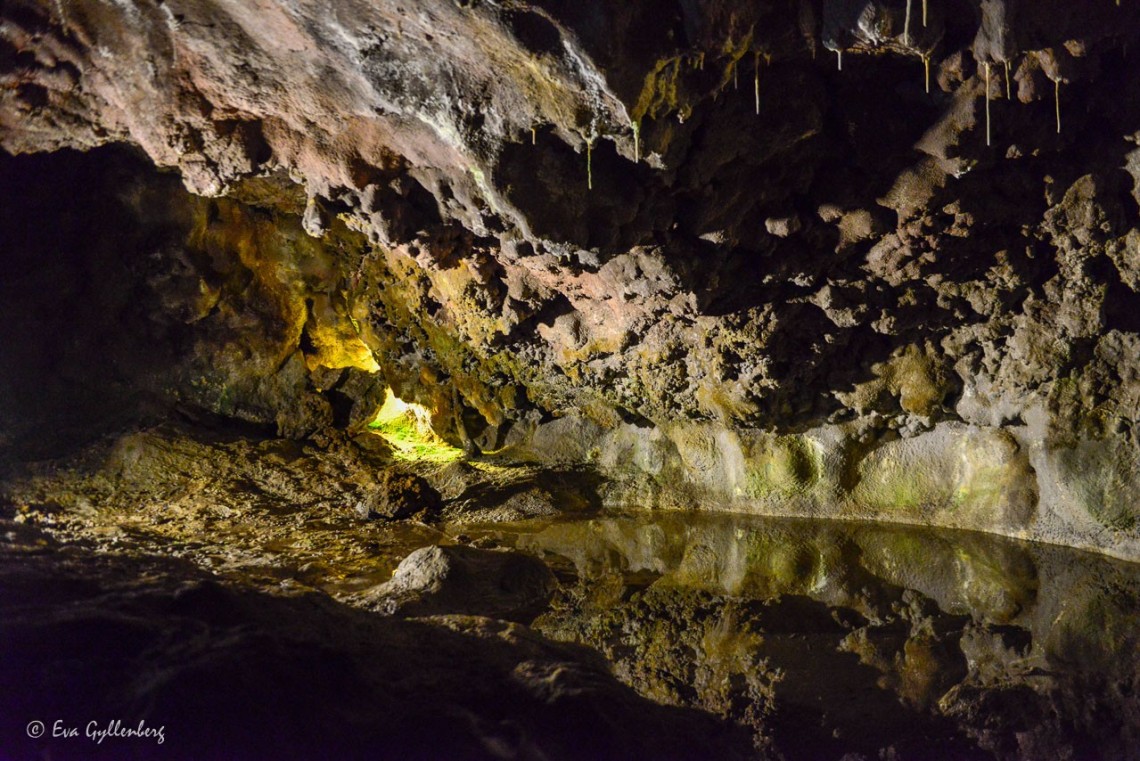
355;469;441;520
361;545;557;622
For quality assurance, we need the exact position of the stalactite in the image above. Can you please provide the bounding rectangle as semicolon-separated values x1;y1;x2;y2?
1004;60;1011;99
1054;78;1062;134
923;54;930;94
837;49;843;71
923;0;928;26
631;120;640;163
734;62;739;90
754;52;761;115
984;62;992;146
904;0;912;46
587;138;594;190
531;126;536;145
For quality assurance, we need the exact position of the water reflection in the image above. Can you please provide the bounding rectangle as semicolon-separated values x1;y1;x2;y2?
490;512;1140;760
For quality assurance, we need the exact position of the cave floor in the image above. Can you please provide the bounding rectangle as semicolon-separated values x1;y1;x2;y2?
2;423;1139;760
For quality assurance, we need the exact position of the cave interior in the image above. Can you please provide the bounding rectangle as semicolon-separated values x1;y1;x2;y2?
2;0;1140;759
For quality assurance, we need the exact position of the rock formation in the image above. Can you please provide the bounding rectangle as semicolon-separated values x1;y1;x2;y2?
2;0;1139;557
0;525;757;761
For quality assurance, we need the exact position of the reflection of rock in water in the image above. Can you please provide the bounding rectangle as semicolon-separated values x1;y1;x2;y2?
521;514;1140;760
0;524;755;761
538;584;970;759
353;544;556;622
6;422;1140;761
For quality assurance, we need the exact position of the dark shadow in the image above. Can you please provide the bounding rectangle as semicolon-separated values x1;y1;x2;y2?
493;129;660;255
0;146;191;460
506;9;562;57
0;524;755;761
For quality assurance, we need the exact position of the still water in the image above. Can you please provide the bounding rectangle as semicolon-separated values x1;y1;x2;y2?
461;512;1140;760
6;471;1139;759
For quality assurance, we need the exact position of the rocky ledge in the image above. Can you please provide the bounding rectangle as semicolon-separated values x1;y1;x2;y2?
2;1;1139;556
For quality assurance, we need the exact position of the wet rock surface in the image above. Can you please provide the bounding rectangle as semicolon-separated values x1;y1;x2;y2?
2;3;1140;554
0;421;592;599
355;469;442;521
357;544;556;622
3;3;1140;757
0;524;756;761
4;447;1140;760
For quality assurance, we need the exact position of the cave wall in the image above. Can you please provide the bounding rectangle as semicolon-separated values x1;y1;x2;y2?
0;148;393;457
2;0;1139;556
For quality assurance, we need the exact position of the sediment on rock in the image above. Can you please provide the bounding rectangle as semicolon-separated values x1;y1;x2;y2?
2;2;1139;553
6;3;1140;759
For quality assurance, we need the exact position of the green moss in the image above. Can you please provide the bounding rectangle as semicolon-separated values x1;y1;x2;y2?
851;448;941;513
367;418;462;464
367;393;463;464
861;473;928;511
1055;443;1139;531
748;540;821;594
631;57;684;123
742;436;820;499
948;431;1033;527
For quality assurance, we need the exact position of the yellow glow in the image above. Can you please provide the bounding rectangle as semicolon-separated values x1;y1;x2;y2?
368;389;462;463
304;322;380;373
372;388;431;430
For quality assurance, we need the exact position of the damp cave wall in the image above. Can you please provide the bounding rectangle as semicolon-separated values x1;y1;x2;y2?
1;0;1140;557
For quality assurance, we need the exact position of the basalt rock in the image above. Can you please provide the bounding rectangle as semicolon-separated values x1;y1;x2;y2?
3;1;1140;557
358;544;557;623
355;469;442;521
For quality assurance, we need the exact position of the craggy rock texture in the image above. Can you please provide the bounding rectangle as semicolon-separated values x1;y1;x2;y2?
0;523;758;761
0;147;388;458
357;469;443;520
7;434;1140;760
3;1;1140;556
0;419;599;600
522;512;1140;760
357;544;557;622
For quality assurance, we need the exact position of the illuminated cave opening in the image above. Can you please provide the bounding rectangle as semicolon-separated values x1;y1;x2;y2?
4;3;1140;760
367;388;463;464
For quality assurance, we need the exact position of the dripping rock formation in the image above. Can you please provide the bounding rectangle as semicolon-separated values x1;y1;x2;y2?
6;0;1138;556
3;2;1140;758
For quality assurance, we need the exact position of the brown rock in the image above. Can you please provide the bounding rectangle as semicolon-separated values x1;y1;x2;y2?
356;469;442;520
360;544;557;622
